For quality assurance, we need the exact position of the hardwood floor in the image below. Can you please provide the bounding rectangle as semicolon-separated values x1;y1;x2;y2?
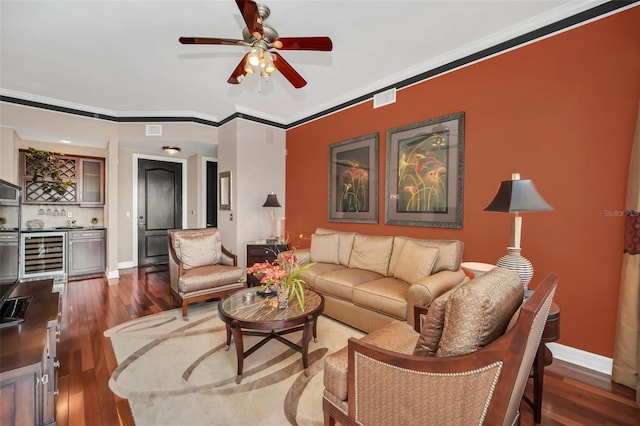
54;265;639;425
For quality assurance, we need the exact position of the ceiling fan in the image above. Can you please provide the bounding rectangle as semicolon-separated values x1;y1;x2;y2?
179;0;333;88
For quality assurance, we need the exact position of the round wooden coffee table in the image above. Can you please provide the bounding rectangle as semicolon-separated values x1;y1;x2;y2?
218;287;324;384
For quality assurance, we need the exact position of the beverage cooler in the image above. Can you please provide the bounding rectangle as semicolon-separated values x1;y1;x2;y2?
0;179;21;285
20;232;67;280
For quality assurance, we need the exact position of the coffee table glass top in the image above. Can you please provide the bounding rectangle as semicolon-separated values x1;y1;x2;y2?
219;287;322;322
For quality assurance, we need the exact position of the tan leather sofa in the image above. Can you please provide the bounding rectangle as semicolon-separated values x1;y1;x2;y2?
281;228;466;332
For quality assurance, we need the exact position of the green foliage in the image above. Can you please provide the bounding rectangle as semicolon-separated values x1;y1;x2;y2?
25;147;73;200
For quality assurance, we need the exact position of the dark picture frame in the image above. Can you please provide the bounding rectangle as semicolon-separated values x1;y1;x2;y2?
328;133;379;223
385;112;464;228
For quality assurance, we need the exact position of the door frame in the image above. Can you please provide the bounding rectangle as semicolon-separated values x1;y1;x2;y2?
201;156;218;228
132;153;187;266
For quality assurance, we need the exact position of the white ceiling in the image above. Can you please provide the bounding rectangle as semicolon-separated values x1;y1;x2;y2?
0;0;618;128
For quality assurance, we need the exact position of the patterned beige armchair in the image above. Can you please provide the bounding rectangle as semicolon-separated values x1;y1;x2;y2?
167;228;245;319
323;268;558;426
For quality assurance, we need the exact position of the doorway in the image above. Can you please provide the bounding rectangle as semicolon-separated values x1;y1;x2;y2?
206;160;218;228
137;158;183;265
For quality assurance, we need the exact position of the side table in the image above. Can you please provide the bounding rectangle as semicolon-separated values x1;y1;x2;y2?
246;241;288;286
523;302;560;423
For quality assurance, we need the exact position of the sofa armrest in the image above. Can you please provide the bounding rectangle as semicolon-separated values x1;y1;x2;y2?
406;269;466;326
279;248;311;265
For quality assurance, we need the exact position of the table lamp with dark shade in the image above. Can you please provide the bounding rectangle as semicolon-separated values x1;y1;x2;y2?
484;173;553;292
262;192;281;240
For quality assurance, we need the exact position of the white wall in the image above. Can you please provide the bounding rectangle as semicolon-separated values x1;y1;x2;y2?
0;102;283;276
215;119;286;267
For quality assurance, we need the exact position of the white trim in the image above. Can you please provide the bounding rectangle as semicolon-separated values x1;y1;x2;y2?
132;154;187;266
201;156;218;228
106;269;120;279
117;261;136;269
548;343;613;376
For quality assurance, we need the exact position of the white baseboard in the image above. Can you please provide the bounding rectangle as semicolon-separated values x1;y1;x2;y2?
118;261;136;269
106;269;120;279
548;342;613;376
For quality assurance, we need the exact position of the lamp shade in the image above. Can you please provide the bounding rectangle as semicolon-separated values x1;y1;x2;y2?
484;179;553;212
262;193;281;208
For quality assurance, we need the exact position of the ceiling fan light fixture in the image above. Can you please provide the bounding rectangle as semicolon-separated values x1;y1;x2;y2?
248;47;261;67
244;62;254;74
263;50;275;74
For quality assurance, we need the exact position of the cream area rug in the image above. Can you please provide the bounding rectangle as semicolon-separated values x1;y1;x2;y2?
104;301;364;426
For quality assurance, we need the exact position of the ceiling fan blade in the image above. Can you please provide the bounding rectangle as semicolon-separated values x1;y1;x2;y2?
272;37;333;51
227;53;250;84
235;0;263;38
179;37;248;46
272;52;307;88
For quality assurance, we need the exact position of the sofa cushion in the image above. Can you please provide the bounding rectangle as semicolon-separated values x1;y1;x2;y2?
298;263;345;290
324;321;418;401
174;230;221;269
389;237;462;275
178;264;244;293
413;285;459;357
348;234;394;276
352;277;409;320
310;233;340;264
436;267;524;357
316;228;356;266
393;241;439;284
315;268;384;301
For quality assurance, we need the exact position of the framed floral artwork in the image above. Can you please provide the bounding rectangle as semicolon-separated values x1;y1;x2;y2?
328;133;379;223
385;112;464;228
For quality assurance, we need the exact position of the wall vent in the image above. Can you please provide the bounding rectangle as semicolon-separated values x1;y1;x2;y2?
145;124;163;136
373;88;396;109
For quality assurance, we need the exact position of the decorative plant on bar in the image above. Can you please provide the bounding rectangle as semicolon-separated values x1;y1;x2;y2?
24;147;73;200
246;252;315;309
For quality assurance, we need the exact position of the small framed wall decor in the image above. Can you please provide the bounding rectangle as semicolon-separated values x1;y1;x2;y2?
219;170;231;210
328;133;379;223
385;112;465;228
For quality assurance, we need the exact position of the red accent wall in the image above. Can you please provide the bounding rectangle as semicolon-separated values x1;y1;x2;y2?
286;7;640;358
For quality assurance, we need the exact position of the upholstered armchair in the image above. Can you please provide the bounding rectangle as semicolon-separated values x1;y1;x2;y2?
323;268;558;426
167;228;245;319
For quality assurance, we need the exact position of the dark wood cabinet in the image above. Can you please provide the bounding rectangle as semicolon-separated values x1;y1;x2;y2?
0;280;60;425
246;242;288;287
20;150;105;205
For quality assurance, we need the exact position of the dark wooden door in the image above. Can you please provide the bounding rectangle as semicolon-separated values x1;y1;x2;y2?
206;161;217;228
137;159;182;265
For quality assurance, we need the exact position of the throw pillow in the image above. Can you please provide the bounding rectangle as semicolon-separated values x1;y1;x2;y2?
310;233;340;264
348;234;394;275
316;228;356;266
436;267;524;357
393;241;439;284
413;284;459;357
174;231;221;269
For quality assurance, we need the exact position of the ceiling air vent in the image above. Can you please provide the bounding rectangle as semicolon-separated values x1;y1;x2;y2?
145;124;163;136
373;88;396;109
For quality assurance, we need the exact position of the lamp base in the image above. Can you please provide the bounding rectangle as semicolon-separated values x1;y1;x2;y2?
496;247;533;292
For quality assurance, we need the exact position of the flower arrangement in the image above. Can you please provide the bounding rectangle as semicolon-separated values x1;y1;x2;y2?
90;217;99;226
246;252;314;309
